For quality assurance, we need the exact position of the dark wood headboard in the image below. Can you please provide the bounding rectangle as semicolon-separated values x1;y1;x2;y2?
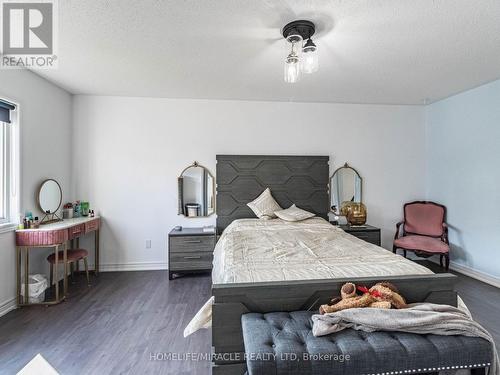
216;155;329;233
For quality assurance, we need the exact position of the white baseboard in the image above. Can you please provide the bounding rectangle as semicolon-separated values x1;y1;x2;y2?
97;262;168;272
448;261;500;289
0;297;16;318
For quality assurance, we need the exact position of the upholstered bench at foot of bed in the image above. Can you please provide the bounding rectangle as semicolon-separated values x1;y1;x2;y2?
241;311;493;375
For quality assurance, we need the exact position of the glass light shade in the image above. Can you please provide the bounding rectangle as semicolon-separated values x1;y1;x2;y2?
284;56;301;83
301;48;318;74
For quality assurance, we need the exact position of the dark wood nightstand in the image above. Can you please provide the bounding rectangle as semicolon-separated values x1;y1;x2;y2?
168;227;216;280
337;224;381;246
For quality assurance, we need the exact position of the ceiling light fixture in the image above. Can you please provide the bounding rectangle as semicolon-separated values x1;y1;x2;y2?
282;20;318;83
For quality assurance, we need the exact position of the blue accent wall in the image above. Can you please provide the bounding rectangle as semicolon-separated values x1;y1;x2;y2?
426;79;500;280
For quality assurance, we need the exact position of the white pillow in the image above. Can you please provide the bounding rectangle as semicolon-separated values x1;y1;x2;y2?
247;188;282;219
275;204;315;222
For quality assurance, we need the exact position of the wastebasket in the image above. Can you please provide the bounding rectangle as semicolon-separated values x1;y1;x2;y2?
185;203;201;217
20;274;48;303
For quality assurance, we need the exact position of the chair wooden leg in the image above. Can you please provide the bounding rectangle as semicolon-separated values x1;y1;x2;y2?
83;257;90;286
439;254;444;268
445;254;450;271
392;245;397;254
49;263;53;286
403;250;407;258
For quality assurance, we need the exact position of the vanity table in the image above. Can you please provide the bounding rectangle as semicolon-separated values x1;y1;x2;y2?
15;216;101;306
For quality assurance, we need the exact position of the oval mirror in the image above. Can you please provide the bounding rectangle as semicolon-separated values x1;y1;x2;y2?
330;163;362;215
38;179;62;214
178;162;215;217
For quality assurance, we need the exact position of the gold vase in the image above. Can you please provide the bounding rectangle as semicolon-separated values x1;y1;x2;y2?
342;202;367;226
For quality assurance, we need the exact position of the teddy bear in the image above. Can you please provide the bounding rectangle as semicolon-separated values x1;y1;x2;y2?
319;281;407;314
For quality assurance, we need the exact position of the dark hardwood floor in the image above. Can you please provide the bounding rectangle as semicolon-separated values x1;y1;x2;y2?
0;266;498;374
0;272;211;375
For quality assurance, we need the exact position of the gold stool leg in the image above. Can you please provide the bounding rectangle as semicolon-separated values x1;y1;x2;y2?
83;257;90;286
95;229;100;275
24;248;29;305
70;262;74;283
75;238;80;272
16;247;21;306
54;245;59;302
49;263;53;286
63;244;68;297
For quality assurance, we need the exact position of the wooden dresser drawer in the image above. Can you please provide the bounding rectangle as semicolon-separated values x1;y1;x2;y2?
170;251;213;271
16;229;69;246
168;228;216;279
84;218;100;234
338;224;381;247
351;232;381;246
169;235;214;253
68;224;85;239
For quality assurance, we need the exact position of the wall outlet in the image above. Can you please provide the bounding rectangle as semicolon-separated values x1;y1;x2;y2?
146;239;151;249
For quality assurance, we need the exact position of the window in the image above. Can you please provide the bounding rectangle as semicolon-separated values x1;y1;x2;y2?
0;98;19;231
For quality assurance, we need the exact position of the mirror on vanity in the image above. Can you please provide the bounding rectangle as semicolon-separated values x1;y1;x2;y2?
178;162;215;217
38;179;63;224
330;163;366;225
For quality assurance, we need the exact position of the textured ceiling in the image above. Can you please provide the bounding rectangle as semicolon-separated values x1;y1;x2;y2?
31;0;500;104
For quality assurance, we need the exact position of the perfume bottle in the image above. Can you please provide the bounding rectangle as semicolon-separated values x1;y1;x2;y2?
74;201;81;218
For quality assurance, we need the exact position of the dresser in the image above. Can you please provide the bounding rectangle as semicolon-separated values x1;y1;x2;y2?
168;227;216;280
338;224;381;246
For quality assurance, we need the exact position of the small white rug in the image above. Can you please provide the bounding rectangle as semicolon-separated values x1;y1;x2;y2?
17;354;59;375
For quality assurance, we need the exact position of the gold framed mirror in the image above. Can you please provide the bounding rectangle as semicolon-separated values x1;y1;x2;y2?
178;162;215;217
37;178;63;224
329;163;363;216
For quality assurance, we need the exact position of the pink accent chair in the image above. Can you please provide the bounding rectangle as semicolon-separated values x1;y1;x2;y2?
393;201;450;270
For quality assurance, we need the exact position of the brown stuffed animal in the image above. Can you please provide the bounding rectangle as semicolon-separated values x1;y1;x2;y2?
319;282;407;314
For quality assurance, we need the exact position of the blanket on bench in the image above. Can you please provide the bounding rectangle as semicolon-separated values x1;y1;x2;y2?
312;303;498;375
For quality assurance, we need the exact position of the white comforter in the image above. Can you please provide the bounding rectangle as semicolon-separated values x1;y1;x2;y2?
184;217;433;336
213;217;432;283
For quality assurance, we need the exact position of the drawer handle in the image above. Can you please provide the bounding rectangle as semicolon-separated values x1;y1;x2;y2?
183;255;202;259
184;240;201;244
72;229;82;234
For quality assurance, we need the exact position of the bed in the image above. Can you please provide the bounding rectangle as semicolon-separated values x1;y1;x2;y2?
201;155;457;375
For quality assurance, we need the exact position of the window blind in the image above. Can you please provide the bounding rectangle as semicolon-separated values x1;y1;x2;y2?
0;100;16;124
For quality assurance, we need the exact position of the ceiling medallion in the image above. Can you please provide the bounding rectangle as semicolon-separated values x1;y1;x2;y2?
282;20;318;83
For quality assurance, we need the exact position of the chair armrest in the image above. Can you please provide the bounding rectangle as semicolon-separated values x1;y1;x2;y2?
394;221;404;240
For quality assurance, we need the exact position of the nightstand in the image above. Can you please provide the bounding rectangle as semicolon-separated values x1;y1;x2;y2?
168;227;216;280
337;224;381;246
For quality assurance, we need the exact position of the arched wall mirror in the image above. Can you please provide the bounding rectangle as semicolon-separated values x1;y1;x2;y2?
178;162;215;217
329;163;362;215
38;179;63;224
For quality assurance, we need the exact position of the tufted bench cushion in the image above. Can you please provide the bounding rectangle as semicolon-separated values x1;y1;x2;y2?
242;311;492;375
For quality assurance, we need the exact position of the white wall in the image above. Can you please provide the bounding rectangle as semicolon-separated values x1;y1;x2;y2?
72;95;427;271
0;70;73;315
426;79;500;284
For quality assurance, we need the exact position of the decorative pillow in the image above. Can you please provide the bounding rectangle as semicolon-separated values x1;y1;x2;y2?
274;204;315;222
247;188;282;219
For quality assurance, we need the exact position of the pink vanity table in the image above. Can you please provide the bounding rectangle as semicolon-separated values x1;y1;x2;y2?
15;216;100;306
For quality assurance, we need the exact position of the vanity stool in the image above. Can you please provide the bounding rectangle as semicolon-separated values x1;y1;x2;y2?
47;249;90;287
